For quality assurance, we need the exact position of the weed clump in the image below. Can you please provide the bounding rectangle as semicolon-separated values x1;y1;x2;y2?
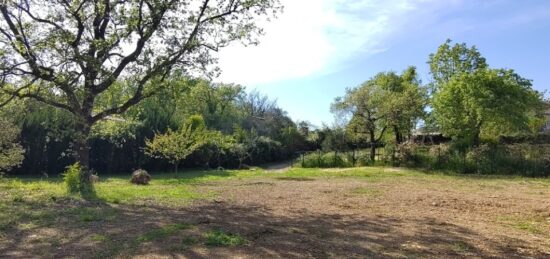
131;169;151;185
204;229;246;246
63;163;81;194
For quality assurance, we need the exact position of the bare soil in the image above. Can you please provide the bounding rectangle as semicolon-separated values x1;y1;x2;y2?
2;171;550;258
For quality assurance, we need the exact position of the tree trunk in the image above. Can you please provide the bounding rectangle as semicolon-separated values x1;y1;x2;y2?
369;130;376;162
472;122;482;147
393;125;402;144
73;119;92;195
174;162;179;174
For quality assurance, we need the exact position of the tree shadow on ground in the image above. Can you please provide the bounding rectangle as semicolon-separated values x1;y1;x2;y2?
1;199;544;259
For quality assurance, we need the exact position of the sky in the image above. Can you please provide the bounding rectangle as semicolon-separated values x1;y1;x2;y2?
216;0;550;127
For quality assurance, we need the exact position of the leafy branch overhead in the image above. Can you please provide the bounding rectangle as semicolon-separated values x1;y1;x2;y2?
0;0;281;190
0;0;281;123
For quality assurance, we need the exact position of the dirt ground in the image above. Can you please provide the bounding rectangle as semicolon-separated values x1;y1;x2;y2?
1;169;550;258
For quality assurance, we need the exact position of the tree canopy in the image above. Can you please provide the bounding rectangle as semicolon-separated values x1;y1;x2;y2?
0;0;281;191
332;67;427;161
433;68;544;145
428;39;488;88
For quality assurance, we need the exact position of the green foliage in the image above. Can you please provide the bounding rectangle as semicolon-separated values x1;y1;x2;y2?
203;229;247;247
145;115;209;172
428;39;488;87
0;117;24;175
298;151;370;168
433;69;543;144
395;142;550;176
332;67;427;160
0;0;281;175
90;118;140;148
68;207;118;222
63;163;81;194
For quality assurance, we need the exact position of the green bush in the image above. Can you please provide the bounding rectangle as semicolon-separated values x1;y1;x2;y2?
396;142;550;177
298;150;378;168
63;163;81;194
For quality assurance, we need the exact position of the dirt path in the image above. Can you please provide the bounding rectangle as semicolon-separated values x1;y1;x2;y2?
260;160;293;173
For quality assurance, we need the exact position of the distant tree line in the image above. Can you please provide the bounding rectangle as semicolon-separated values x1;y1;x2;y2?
328;39;545;156
304;39;548;176
1;33;548;177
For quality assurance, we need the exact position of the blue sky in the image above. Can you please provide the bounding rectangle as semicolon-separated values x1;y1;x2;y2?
217;0;550;127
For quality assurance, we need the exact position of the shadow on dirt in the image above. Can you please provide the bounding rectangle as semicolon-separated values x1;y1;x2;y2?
1;199;542;258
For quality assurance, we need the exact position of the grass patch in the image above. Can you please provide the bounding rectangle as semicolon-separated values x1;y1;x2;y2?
68;207;118;222
137;223;191;242
90;234;108;242
497;215;548;235
350;187;383;198
204;229;247;246
275;177;315;181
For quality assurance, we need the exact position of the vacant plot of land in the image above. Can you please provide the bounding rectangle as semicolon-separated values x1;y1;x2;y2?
1;168;549;258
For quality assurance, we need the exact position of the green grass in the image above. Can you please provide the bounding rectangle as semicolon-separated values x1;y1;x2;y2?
68;207;118;222
90;234;108;242
203;229;247;246
497;215;549;235
2;167;549;209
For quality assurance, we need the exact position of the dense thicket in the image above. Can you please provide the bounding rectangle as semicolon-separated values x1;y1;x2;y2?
1;78;312;175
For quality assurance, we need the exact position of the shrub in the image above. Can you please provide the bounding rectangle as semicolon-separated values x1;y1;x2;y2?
381;144;397;164
396;141;426;166
429;144;451;165
0;118;25;176
299;151;350;168
63;163;81;194
131;169;151;185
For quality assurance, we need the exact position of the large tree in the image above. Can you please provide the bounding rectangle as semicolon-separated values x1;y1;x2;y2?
380;67;426;144
332;77;388;162
332;67;426;161
0;0;280;192
433;68;543;146
429;40;544;145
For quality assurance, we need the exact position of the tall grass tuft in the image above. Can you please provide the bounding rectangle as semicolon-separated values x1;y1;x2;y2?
63;163;81;194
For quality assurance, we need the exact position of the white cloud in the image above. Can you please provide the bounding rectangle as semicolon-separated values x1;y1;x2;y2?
215;0;445;86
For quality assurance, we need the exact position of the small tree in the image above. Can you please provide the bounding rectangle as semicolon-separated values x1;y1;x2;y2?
0;117;24;175
145;115;208;173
